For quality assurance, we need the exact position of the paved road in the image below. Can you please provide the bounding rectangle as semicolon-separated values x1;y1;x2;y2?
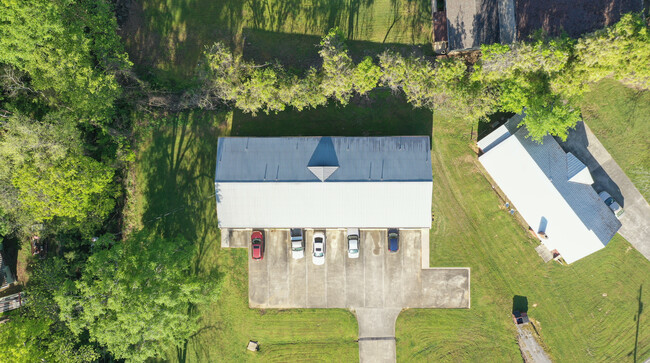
557;121;650;261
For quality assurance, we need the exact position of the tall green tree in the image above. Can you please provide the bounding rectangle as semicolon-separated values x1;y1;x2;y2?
477;38;578;141
56;232;221;362
0;113;116;234
319;28;356;105
0;0;130;122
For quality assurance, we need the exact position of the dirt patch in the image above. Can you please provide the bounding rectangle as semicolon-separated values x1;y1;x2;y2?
515;0;642;40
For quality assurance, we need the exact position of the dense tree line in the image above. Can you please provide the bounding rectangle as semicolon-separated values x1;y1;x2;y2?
0;1;219;362
195;14;649;141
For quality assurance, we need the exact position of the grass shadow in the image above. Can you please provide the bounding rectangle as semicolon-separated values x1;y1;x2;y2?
242;28;434;72
231;90;433;140
138;110;227;274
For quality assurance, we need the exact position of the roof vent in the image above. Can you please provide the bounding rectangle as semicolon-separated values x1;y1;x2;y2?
566;152;593;185
307;137;339;182
308;166;340;181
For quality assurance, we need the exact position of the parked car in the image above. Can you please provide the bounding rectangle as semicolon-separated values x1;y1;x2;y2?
251;230;264;260
312;231;326;265
347;228;360;258
599;191;624;218
290;228;305;259
388;228;399;252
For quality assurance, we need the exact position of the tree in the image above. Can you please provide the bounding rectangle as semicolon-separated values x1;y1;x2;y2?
0;315;53;362
0;113;116;234
319;28;355;105
379;51;436;108
564;13;650;93
235;66;286;115
56;231;221;362
0;0;130;123
352;57;382;95
279;68;327;111
476;38;577;140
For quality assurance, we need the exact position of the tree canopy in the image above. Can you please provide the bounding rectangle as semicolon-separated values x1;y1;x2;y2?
0;0;130;123
56;232;221;362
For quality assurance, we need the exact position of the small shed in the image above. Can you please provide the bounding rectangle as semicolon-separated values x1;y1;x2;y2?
513;311;530;325
247;341;259;352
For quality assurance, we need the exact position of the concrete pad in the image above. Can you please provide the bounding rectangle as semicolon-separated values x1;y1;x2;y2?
363;230;385;308
326;229;346;308
402;230;423;306
420;268;470;308
228;229;251;248
267;229;289;307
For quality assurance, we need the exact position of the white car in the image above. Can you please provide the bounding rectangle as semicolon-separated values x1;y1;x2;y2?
599;191;624;218
290;228;305;259
312;231;326;265
347;228;360;258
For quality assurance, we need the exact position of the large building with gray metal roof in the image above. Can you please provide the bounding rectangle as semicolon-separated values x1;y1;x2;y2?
215;136;433;228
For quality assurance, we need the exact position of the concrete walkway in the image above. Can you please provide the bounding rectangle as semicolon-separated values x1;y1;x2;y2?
355;308;401;363
557;121;650;261
516;325;552;363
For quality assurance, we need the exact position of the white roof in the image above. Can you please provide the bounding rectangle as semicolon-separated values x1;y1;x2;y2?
478;127;620;264
477;124;511;153
216;181;432;228
215;136;433;228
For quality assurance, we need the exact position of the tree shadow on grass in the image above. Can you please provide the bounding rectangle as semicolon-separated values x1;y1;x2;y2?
139;111;228;362
242;28;434;72
231;90;433;142
140;110;226;273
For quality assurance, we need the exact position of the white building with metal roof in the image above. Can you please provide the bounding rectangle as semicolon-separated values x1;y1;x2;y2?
215;136;433;229
478;125;621;264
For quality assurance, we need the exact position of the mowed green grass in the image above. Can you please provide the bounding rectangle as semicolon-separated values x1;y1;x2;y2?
396;115;650;362
580;79;650;201
128;111;358;362
121;0;431;84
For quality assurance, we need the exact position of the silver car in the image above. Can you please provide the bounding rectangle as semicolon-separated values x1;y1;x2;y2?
312;231;326;265
290;228;305;259
347;228;360;258
599;191;624;218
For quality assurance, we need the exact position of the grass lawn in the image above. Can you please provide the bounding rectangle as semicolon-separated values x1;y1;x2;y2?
396;114;650;362
580;79;650;202
127;111;359;362
120;0;432;86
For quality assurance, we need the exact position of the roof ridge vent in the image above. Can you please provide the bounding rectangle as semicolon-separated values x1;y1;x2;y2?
307;137;339;181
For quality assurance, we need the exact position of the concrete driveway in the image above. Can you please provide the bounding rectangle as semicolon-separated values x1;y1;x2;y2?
557;121;650;261
226;228;469;362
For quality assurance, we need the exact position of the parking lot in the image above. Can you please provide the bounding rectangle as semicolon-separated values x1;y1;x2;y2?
233;229;469;309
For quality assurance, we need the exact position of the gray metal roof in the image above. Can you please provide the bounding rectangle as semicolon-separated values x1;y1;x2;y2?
478;122;621;263
215;136;432;183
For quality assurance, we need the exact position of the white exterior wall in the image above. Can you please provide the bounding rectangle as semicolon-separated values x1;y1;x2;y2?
216;181;433;228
